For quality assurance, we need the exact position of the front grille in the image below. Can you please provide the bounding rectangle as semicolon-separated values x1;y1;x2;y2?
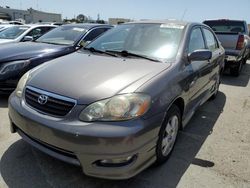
25;86;76;117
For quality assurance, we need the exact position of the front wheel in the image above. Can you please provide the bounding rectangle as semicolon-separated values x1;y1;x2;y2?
155;104;181;165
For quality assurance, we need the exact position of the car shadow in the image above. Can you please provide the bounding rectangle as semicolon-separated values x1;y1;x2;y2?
0;92;226;188
0;94;9;108
221;62;250;87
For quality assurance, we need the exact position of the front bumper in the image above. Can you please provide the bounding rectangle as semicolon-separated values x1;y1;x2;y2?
8;93;165;179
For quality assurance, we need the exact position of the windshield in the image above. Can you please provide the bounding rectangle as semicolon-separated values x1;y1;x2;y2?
86;23;184;61
0;26;30;39
36;26;87;45
204;20;246;33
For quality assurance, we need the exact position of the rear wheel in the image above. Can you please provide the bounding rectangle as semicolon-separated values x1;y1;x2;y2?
155;104;181;165
230;61;242;77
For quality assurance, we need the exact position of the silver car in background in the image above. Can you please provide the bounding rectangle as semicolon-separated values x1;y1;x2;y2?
9;20;225;179
0;24;56;44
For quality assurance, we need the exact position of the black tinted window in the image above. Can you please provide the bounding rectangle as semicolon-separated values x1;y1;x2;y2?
188;28;205;53
83;28;109;42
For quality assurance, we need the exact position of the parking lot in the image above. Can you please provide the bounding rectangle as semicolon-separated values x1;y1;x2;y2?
0;61;249;188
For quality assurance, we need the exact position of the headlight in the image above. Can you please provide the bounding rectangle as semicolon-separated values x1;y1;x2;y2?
79;93;151;122
15;71;31;98
0;60;30;75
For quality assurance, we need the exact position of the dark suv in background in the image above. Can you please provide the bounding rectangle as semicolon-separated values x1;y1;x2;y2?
0;23;113;93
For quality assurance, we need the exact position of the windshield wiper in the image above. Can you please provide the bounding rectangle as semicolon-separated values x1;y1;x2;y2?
35;41;62;45
83;47;118;57
106;50;162;62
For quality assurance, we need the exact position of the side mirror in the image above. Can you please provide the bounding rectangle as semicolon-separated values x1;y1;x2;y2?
22;36;33;42
78;40;91;48
188;49;212;62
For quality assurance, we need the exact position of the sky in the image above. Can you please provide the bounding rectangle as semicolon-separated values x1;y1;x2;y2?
0;0;250;23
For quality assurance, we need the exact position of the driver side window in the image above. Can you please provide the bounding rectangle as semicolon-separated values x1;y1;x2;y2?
188;28;205;54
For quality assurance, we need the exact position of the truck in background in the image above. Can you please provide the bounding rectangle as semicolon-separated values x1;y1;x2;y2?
203;19;250;76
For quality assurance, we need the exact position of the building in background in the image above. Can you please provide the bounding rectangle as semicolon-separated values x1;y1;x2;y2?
108;18;131;25
0;6;61;23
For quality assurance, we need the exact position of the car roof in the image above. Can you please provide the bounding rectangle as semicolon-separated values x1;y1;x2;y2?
25;24;58;28
61;23;113;30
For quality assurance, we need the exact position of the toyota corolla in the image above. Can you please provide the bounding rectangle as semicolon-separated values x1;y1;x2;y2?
8;20;225;179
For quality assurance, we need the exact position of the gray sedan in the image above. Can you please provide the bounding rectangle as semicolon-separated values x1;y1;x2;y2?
8;20;225;179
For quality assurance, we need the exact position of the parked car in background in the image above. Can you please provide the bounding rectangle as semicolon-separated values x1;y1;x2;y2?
203;19;250;76
0;24;57;45
0;23;113;93
8;21;25;25
8;20;224;179
37;22;64;26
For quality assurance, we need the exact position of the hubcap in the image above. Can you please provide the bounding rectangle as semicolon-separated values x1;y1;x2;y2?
161;115;179;156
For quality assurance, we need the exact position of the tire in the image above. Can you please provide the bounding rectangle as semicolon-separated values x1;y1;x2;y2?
230;61;242;77
155;104;181;165
210;73;220;100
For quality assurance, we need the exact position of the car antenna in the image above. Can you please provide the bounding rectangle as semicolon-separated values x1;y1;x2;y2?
181;9;187;21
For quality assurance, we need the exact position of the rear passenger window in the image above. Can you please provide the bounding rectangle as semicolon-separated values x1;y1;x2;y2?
203;28;218;51
188;28;205;54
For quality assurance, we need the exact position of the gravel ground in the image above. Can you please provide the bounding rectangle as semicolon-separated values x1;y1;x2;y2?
0;61;250;188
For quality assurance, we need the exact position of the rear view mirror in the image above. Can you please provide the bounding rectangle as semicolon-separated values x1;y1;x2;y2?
22;36;33;42
188;49;212;62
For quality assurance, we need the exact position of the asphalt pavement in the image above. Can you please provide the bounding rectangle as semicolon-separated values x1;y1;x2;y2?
0;61;250;188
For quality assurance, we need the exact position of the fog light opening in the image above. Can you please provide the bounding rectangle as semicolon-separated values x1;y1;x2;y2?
95;155;137;167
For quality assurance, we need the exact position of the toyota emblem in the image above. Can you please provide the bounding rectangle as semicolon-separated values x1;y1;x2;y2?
38;95;48;105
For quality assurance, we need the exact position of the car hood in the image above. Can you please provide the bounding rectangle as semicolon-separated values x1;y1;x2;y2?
28;52;171;104
0;39;14;44
0;42;69;63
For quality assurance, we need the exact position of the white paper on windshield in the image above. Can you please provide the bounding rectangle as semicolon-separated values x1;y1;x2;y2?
160;24;184;29
19;27;29;30
72;28;86;32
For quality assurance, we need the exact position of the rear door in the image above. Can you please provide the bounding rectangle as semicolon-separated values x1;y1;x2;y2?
202;27;223;90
